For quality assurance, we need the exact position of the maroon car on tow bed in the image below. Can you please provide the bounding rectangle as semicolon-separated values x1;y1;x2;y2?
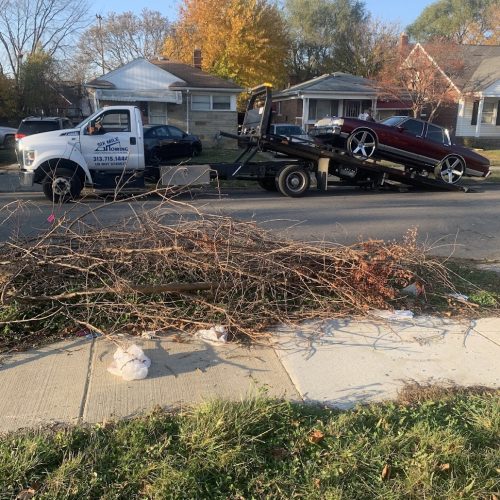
310;115;490;184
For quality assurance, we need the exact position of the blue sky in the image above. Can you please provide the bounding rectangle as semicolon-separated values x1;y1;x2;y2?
93;0;435;29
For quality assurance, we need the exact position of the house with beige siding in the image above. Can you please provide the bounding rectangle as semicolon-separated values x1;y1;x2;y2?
85;58;242;144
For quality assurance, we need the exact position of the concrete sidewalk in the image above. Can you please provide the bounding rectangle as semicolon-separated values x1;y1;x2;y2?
0;315;499;433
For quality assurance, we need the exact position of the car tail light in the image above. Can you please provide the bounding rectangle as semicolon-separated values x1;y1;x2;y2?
15;133;26;140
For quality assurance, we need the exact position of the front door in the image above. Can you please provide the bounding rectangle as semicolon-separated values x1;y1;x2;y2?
80;109;140;170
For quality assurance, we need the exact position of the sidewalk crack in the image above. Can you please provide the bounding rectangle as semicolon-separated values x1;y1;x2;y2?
78;338;96;423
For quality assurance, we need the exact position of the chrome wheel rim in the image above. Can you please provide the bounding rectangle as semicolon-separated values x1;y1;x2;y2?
439;156;464;184
348;130;376;157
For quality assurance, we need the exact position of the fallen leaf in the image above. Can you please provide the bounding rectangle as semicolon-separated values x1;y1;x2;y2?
16;489;35;500
491;494;498;500
313;478;321;488
439;463;451;471
308;429;325;444
381;464;391;480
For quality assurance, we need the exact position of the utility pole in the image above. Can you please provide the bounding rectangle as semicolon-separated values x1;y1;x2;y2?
96;14;105;75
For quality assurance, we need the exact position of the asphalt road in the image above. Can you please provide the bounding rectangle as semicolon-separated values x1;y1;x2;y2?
0;182;499;260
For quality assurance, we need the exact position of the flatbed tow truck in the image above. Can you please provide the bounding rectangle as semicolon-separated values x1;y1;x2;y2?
17;83;473;202
210;84;471;197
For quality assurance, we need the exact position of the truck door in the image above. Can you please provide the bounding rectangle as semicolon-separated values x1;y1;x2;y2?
80;109;140;170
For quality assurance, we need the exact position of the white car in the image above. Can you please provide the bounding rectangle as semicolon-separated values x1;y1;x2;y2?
0;126;16;149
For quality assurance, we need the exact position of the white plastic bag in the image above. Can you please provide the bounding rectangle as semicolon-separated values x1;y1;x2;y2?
107;344;151;381
195;325;228;344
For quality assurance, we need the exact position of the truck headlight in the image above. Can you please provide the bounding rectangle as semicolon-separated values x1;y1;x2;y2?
24;150;35;166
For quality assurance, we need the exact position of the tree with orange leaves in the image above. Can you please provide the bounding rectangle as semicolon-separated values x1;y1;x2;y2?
163;0;289;95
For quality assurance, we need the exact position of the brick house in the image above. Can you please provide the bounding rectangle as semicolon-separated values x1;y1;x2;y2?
401;40;500;144
85;57;242;143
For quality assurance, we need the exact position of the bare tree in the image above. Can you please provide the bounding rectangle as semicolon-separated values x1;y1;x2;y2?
377;40;465;122
0;0;91;81
75;9;171;76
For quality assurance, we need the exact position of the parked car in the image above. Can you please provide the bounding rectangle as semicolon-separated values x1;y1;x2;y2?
16;116;74;142
310;115;490;184
0;126;17;149
269;123;310;142
144;125;202;165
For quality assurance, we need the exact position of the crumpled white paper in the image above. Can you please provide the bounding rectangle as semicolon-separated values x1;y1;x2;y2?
107;344;151;381
195;325;228;344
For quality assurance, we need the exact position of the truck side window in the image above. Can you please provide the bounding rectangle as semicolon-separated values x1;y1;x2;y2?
100;111;131;133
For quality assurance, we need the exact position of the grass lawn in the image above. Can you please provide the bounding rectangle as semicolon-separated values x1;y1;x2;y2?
0;391;498;499
480;149;500;166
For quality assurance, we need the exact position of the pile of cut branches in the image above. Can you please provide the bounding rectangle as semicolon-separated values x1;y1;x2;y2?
0;210;451;351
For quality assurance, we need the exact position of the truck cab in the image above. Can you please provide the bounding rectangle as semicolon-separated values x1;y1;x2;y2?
18;106;145;202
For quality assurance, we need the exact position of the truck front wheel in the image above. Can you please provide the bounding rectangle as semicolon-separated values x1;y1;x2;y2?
43;168;82;202
276;165;310;197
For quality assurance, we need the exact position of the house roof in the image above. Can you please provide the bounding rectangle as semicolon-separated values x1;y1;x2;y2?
409;43;500;94
275;73;378;97
454;45;500;92
150;59;242;90
86;58;242;93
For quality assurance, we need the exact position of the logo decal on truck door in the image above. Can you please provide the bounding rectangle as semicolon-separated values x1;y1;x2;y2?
93;137;129;167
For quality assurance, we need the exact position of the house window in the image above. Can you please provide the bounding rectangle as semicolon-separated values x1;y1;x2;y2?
192;94;232;111
344;101;361;118
308;99;339;120
212;95;231;110
481;101;496;124
191;95;211;111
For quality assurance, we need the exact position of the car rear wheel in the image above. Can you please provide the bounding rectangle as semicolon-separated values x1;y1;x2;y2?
276;165;310;197
346;129;376;158
436;155;465;184
43;167;82;202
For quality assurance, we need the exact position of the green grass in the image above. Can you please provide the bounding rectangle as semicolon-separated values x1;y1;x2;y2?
480;149;500;167
0;392;498;499
423;260;500;312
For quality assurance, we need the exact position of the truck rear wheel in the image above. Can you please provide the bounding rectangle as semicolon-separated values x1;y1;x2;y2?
43;167;82;202
276;164;310;197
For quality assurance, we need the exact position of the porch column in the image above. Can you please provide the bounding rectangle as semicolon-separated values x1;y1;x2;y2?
302;97;309;129
475;97;484;138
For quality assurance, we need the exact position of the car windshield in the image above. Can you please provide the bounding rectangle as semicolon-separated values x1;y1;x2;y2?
274;125;306;136
380;116;407;127
18;121;59;134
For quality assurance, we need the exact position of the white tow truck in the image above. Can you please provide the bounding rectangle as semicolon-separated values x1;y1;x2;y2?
18;105;210;201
